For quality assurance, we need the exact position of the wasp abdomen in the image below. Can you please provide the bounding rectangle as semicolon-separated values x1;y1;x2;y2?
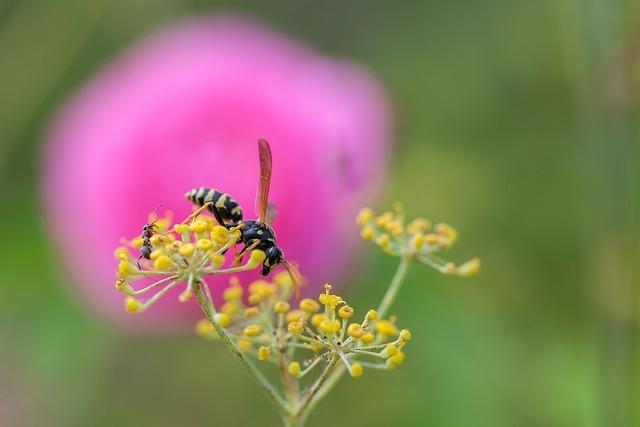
185;187;243;223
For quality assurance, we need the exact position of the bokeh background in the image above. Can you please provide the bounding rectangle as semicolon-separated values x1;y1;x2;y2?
1;1;639;426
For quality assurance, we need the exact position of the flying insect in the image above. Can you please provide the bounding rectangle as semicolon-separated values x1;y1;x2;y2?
185;139;302;289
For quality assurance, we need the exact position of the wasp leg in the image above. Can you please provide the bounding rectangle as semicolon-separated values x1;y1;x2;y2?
233;240;260;266
182;201;226;225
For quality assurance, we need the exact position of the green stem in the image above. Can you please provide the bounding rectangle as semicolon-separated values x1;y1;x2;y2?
192;281;290;416
295;357;339;424
376;256;412;318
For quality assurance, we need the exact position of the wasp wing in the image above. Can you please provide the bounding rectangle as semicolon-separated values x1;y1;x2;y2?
256;138;273;223
283;260;304;298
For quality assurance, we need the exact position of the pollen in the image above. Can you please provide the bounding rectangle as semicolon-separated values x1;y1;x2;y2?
360;227;375;240
150;249;164;260
366;309;378;321
153;255;174;270
258;346;271;361
299;298;321;313
114;246;130;260
288;361;301;377
376;234;391;249
125;297;141;313
376;320;399;337
350;363;363;378
178;289;192;302
389;351;405;366
210;226;230;244
385;344;398;357
457;257;481;277
288;321;304;335
311;314;327;328
237;339;252;352
286;309;305;322
173;223;189;234
360;332;375;344
274;301;290;314
356;207;374;225
247;250;267;268
131;236;144;248
215;313;231;328
196;238;213;251
179;243;195;257
243;324;262;337
245;307;259;317
399;329;412;342
338;305;354;319
347;323;365;339
209;253;225;268
189;220;209;234
319;319;341;334
223;283;243;301
195;319;216;337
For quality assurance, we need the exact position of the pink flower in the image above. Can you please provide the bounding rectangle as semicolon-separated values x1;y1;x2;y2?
42;14;392;331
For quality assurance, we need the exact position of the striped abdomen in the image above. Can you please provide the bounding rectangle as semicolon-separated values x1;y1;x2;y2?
185;187;243;223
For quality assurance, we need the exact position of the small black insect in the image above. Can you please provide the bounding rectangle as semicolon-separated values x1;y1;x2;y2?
137;205;162;269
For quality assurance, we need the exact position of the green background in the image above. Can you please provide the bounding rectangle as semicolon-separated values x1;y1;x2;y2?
1;1;639;426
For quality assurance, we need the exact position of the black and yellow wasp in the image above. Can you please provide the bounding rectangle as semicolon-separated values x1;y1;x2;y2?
185;139;302;289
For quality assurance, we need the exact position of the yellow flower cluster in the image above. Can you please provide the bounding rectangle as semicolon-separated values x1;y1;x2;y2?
357;205;480;277
197;278;412;380
114;209;265;313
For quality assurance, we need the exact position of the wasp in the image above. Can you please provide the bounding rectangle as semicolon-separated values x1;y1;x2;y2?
185;139;302;290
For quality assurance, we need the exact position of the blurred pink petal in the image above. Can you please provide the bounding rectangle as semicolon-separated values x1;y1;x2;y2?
42;14;392;331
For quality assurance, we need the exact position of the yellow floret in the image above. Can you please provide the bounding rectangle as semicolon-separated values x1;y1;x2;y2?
114;246;130;260
247;250;266;268
209;253;225;268
360;227;375;240
286;309;305;322
299;298;321;313
457;258;481;277
338;305;354;319
258;346;271;361
288;361;301;377
347;323;365;339
385;344;398;357
274;301;290;314
195;319;216;337
350;363;363;378
153;255;174;270
288;321;304;335
245;307;259;317
311;314;327;328
210;226;230;244
389;351;405;366
215;313;231;328
243;324;262;337
356;208;374;225
125;297;141;313
189;220;209;233
319;319;341;334
179;243;195;257
237;339;252;352
376;320;399;337
131;236;144;248
196;238;213;251
360;332;375;344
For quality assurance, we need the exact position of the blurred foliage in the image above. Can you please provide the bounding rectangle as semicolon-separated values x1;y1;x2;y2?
0;0;639;426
